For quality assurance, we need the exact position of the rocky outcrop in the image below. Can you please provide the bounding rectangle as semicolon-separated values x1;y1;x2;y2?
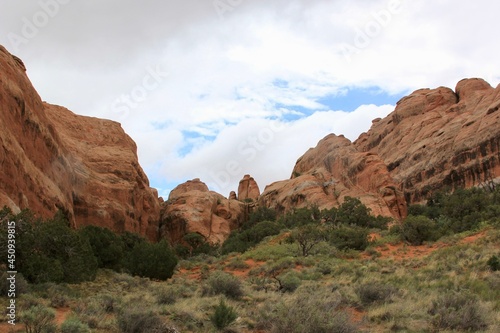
237;174;260;202
259;135;406;219
160;179;246;244
0;45;160;240
355;78;500;203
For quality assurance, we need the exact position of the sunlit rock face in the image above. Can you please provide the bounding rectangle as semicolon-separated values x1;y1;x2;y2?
0;45;160;240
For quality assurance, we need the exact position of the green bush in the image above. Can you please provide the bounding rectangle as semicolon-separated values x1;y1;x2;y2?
0;271;29;296
329;225;369;251
117;307;176;333
487;255;500;271
221;221;282;254
156;287;178;305
400;215;438;245
60;317;90;333
202;271;244;299
428;292;488;331
269;291;359;333
323;197;390;229
410;187;500;234
125;240;178;280
277;272;301;293
0;210;98;284
21;304;56;333
246;206;277;229
79;225;125;270
279;206;321;228
210;299;238;330
355;282;397;306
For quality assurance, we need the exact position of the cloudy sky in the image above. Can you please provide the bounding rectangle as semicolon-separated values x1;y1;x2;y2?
1;0;499;198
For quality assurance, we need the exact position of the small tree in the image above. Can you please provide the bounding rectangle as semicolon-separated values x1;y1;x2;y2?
401;215;437;245
79;225;125;270
328;225;369;251
291;224;325;257
125;240;178;280
183;232;207;256
210;299;238;330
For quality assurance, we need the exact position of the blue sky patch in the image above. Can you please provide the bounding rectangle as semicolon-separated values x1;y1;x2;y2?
318;87;405;112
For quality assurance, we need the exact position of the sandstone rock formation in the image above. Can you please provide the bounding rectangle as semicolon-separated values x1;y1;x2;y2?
160;179;246;244
355;78;500;203
237;174;260;201
0;45;160;240
259;135;407;219
260;79;500;218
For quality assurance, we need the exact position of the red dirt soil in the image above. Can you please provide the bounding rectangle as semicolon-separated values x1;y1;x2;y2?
0;307;70;333
364;230;488;261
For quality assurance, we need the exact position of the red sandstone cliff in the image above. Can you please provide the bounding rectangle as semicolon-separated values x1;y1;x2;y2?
160;179;246;245
355;78;500;203
259;134;407;219
2;44;498;243
237;174;260;202
0;45;160;240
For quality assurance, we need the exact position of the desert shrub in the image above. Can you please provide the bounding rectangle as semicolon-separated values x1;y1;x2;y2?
49;293;68;308
117;307;176;333
21;304;56;333
125;240;178;280
79;225;125;270
246;206;277;228
400;215;438;245
269;291;359;333
329;225;369;251
99;294;119;313
3;211;98;284
487;255;500;271
277;271;301;293
226;257;250;270
322;197;391;229
202;271;244;299
355;282;397;306
315;261;333;275
0;271;29;296
18;294;43;311
60;317;91;333
428;292;488;331
210;299;238;330
411;187;500;234
156;287;178;305
221;221;282;254
279;206;321;228
73;294;120;328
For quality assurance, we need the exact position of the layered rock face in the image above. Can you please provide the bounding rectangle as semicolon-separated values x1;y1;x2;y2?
0;46;160;240
160;179;246;244
260;78;499;218
355;78;500;203
237;174;260;201
260;135;407;219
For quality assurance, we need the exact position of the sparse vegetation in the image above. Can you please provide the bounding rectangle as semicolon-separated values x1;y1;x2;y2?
21;304;56;333
210;299;238;330
1;187;500;332
202;271;244;299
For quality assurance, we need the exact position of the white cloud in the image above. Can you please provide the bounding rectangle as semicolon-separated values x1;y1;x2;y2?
1;0;499;197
